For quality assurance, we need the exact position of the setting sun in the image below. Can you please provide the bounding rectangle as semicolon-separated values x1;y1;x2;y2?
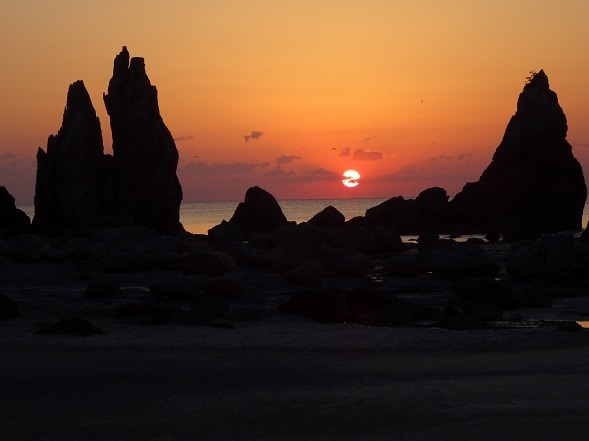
342;169;361;188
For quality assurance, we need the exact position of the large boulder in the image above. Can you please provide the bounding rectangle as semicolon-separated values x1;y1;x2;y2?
33;81;106;231
364;187;449;234
450;70;587;235
229;186;288;236
507;231;577;278
418;242;500;281
307;206;345;229
103;47;183;235
0;186;30;234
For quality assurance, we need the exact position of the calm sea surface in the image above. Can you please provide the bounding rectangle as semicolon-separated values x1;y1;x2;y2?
18;199;589;235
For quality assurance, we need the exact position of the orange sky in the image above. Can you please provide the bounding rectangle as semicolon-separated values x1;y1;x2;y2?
1;0;589;204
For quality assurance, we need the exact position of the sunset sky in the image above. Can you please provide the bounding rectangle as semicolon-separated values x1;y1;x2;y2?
2;0;589;205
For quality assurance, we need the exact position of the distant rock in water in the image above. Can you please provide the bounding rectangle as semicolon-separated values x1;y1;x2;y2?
364;187;449;234
104;47;183;235
34;80;106;230
307;206;345;229
0;186;30;234
229;186;288;236
33;47;183;235
449;70;587;235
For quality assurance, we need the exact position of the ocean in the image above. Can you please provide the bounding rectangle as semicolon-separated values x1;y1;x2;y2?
18;199;589;235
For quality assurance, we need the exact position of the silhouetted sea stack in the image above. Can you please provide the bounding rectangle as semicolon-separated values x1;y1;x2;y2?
33;47;183;235
33;80;106;230
449;70;587;236
104;47;183;235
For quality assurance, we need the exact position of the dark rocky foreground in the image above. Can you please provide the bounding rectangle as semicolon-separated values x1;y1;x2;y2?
2;226;589;440
2;190;589;439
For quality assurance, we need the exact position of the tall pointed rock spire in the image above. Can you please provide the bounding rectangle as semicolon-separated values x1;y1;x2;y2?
450;70;587;236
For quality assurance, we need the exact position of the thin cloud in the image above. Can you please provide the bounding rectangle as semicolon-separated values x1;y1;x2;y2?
430;153;473;161
266;167;296;177
0;152;17;162
284;168;339;182
276;154;302;164
377;164;418;182
0;153;35;171
180;161;269;175
430;154;454;161
173;135;194;142
339;147;351;157
244;131;264;142
456;153;472;160
353;149;383;161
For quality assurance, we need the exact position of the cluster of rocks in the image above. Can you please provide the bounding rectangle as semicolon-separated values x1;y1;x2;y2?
1;185;589;333
1;65;588;334
203;184;589;330
33;47;183;235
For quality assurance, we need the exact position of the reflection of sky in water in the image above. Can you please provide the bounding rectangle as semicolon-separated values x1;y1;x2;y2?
577;321;589;329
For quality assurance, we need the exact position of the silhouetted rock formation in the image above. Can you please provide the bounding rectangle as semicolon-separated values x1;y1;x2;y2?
33;47;183;235
364;187;449;234
104;47;183;234
450;70;587;235
229;186;288;236
307;206;345;229
34;81;106;230
0;186;30;235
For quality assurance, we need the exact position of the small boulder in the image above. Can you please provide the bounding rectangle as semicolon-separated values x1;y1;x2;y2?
419;243;500;281
150;275;208;300
208;220;244;243
355;301;414;327
345;289;391;321
453;277;518;309
304;289;347;323
507;232;576;278
116;302;173;325
282;262;323;286
36;317;103;336
382;254;419;276
205;276;247;298
332;247;371;276
190;291;230;323
85;274;121;298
